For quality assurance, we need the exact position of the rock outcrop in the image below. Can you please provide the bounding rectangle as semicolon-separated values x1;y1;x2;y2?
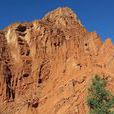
0;7;114;114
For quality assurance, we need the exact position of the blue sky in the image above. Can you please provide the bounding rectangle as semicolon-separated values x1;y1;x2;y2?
0;0;114;42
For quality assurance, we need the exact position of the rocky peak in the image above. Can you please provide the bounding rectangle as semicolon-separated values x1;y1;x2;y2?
43;7;82;28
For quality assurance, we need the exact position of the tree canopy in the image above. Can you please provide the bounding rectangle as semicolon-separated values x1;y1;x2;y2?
87;75;114;114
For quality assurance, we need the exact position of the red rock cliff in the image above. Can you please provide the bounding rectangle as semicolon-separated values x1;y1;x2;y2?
0;7;114;114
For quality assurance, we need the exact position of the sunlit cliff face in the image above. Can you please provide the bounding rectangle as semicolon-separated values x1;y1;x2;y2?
0;7;114;114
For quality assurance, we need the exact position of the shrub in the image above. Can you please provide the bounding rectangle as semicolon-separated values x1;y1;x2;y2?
87;75;114;114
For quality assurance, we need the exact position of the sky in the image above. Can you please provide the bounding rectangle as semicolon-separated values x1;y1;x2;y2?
0;0;114;42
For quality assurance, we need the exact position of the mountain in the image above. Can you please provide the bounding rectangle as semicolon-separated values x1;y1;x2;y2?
0;7;114;114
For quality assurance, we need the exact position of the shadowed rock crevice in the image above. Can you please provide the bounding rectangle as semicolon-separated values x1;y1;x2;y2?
16;24;27;32
38;59;51;84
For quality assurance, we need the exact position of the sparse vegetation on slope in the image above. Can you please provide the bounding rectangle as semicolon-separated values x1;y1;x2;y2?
87;75;114;114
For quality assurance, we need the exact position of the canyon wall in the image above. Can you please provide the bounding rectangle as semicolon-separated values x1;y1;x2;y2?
0;7;114;114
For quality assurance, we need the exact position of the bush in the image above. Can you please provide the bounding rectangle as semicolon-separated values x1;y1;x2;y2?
87;75;114;114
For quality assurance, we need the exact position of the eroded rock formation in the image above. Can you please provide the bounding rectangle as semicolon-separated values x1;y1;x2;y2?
0;7;114;114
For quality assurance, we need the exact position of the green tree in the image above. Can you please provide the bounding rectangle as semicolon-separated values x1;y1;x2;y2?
87;75;114;114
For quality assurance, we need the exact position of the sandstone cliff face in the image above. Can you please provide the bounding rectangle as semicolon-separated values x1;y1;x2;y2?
0;7;114;114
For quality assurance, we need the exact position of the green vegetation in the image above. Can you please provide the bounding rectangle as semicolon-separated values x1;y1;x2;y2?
67;7;72;12
87;75;114;114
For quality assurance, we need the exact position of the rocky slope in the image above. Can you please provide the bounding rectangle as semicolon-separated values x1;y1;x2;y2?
0;7;114;114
